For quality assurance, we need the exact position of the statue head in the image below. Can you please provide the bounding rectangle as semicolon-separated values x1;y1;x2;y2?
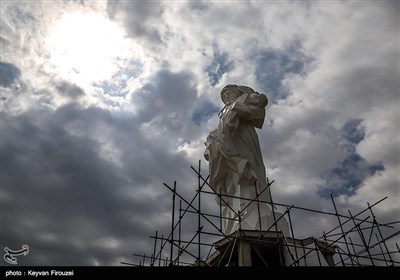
221;84;257;105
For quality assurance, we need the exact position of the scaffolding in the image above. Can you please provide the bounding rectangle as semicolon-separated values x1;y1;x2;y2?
122;161;400;267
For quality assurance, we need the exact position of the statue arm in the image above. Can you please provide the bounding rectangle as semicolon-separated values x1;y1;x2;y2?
230;93;267;128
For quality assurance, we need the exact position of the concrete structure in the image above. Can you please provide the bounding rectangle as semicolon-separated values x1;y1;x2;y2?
206;230;336;267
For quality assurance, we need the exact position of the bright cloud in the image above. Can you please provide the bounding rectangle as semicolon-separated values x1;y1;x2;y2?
47;11;130;84
1;0;399;266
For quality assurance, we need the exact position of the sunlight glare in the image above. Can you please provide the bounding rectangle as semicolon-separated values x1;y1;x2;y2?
48;12;130;84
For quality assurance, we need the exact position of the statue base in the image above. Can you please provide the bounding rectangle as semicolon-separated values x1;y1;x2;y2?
206;229;336;267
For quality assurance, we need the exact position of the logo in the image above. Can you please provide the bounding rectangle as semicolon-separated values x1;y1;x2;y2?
3;245;29;265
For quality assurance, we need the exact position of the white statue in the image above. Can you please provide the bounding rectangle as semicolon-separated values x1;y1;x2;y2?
204;84;289;236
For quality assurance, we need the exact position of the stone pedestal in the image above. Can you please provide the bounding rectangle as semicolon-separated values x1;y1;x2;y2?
205;230;336;267
238;240;252;266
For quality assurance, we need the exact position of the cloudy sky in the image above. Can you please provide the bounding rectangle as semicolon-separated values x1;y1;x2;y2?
1;0;399;266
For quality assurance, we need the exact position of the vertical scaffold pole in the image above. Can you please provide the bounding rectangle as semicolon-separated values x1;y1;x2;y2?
197;160;202;265
288;208;299;266
169;181;176;266
151;230;158;266
178;200;182;265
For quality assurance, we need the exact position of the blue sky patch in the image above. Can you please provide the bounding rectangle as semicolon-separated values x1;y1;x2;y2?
341;119;365;144
254;41;312;101
318;153;384;198
94;60;142;97
0;61;21;87
206;46;234;86
318;119;383;198
15;7;36;23
191;101;220;125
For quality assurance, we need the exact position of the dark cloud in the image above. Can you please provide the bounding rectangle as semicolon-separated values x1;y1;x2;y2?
0;98;196;265
341;119;365;145
0;61;21;87
56;81;84;98
129;69;214;160
133;69;198;124
191;101;220;126
187;1;209;12
1;65;207;265
106;0;163;44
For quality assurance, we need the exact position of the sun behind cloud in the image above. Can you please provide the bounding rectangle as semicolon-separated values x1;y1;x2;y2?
47;11;131;86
